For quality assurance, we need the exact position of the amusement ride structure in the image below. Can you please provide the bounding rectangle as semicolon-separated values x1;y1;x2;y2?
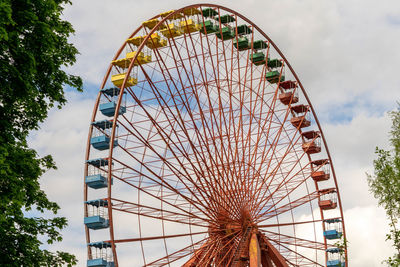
84;4;347;267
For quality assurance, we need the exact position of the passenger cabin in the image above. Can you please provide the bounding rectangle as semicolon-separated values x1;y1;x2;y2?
84;199;109;230
218;14;235;24
253;40;267;50
234;36;250;51
142;19;165;30
311;159;330;182
199;20;218;34
126;36;144;46
85;158;112;189
180;19;200;33
87;241;114;267
111;72;137;88
278;80;298;105
202;8;218;18
160;23;182;38
323;218;343;240
250;52;266;66
267;58;283;69
319;188;338;210
301;130;321;154
111;58;129;69
216;27;235;40
145;32;168;49
160;10;184;20
112;51;150;67
130;51;152;65
266;70;285;84
112;50;152;69
99;87;126;117
236;24;252;35
326;248;345;267
112;51;153;69
280;80;296;90
249;41;268;66
90;120;118;151
290;104;311;128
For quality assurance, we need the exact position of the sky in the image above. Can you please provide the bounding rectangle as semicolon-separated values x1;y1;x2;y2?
29;0;400;266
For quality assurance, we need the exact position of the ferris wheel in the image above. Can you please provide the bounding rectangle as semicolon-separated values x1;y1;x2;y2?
84;4;347;267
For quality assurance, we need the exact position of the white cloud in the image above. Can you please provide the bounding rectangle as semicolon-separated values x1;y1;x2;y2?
344;205;393;266
323;111;393;208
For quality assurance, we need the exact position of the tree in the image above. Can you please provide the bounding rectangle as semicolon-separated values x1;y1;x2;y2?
0;0;82;265
367;105;400;266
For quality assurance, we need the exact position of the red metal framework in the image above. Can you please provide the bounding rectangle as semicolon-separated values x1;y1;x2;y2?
84;4;347;266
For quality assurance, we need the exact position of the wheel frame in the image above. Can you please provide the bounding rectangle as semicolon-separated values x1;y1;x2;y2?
84;4;348;266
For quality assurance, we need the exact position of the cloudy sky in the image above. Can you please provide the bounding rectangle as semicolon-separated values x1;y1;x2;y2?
29;0;400;266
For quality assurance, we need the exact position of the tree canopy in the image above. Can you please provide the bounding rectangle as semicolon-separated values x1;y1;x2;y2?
368;105;400;266
0;0;82;265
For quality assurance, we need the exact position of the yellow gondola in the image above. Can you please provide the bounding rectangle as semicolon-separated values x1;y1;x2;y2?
111;58;130;69
160;10;184;20
142;18;166;30
126;51;151;65
180;19;200;33
111;73;137;88
126;36;144;46
160;23;182;38
182;7;201;16
111;51;151;68
145;32;168;49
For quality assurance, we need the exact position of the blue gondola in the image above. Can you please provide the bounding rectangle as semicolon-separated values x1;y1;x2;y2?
85;158;113;189
99;102;126;117
84;215;109;230
90;120;118;151
91;135;112;150
327;258;346;267
327;259;345;267
85;174;107;189
99;88;126;117
324;229;342;240
326;248;345;267
87;258;108;267
84;199;109;230
87;242;114;267
324;218;343;240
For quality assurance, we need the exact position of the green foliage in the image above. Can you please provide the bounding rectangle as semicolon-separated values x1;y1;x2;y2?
334;237;349;258
367;105;400;266
0;0;82;265
0;0;82;141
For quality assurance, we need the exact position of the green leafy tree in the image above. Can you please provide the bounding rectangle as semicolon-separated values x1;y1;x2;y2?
367;105;400;266
0;0;82;265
